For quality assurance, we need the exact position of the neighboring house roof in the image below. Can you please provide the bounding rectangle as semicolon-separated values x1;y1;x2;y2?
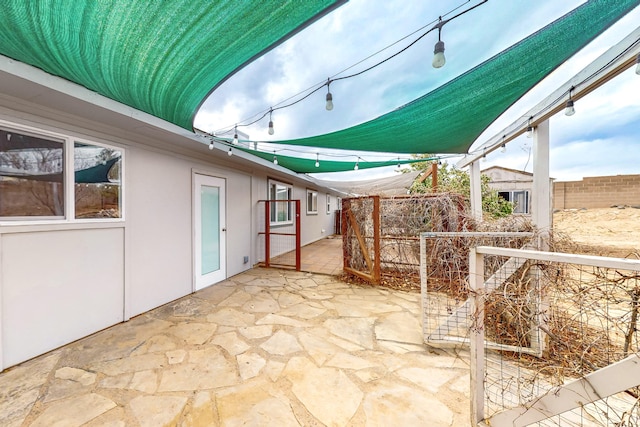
482;166;533;177
315;171;420;197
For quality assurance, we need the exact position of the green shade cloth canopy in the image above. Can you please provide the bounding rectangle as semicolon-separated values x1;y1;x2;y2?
234;146;434;174
0;0;343;130
269;0;640;155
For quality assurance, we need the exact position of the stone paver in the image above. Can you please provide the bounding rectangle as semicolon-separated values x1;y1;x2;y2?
1;267;471;426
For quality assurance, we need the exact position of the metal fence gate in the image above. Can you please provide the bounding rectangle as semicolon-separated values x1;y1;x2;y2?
257;199;301;270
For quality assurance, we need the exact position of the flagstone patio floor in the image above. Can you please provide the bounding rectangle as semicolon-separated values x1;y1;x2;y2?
0;268;471;426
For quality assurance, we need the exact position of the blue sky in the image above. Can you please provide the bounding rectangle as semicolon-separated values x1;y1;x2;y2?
194;0;640;182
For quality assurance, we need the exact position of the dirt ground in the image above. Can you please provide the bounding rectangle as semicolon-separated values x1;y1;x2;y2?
553;207;640;257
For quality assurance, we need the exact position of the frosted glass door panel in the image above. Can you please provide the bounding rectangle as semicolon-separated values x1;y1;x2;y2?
201;185;220;275
194;174;226;290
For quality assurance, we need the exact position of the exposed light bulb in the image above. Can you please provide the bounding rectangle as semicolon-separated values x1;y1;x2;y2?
273;156;278;165
635;53;640;75
325;92;333;111
432;40;446;68
397;157;401;169
208;140;214;150
268;120;274;135
228;147;233;156
500;143;506;153
354;161;359;171
232;126;239;145
564;99;575;116
482;154;487;162
526;126;533;138
315;153;320;168
315;160;320;168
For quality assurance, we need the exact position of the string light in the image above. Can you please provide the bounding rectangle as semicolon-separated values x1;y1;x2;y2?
228;147;233;156
268;109;274;135
325;79;334;111
211;1;487;137
564;87;575;116
273;151;278;165
397;157;401;168
432;19;446;68
635;53;640;75
208;139;214;150
526;116;534;138
315;153;320;168
354;159;359;170
232;125;239;145
500;135;506;153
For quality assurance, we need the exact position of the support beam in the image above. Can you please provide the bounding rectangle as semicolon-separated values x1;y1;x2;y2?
469;161;482;221
531;120;551;246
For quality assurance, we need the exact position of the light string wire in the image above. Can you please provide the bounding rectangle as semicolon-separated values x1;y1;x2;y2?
198;132;457;167
469;36;640;159
209;0;487;137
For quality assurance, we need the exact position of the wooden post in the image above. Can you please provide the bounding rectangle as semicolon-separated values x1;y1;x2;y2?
373;196;381;284
295;200;301;271
469;247;485;426
342;198;349;271
431;162;438;192
264;201;270;268
469;161;482;221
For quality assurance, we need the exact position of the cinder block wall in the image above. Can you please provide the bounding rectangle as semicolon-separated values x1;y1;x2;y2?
553;174;640;209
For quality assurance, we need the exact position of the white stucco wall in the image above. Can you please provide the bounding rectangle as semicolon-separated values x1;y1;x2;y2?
0;96;341;370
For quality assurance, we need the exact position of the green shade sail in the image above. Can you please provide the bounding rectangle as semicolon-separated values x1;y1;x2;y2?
0;1;343;130
270;0;640;155
235;146;434;173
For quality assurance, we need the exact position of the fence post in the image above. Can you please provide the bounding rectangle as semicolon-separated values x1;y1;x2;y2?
342;198;349;271
373;196;381;284
264;201;270;268
295;200;301;271
469;247;485;426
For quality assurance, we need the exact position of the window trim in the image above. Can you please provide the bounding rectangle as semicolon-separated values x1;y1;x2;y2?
306;189;318;215
326;194;331;214
0;119;125;225
268;179;293;226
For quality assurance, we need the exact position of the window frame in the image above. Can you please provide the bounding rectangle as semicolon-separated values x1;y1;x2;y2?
326;194;331;214
268;179;293;226
306;189;318;215
0;119;125;225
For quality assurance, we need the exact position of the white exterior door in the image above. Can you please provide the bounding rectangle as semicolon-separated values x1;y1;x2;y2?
194;174;226;290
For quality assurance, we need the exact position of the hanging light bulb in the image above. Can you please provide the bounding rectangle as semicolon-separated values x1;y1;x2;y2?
500;143;506;153
397;157;401;169
526;117;534;138
273;151;278;165
228;147;233;156
354;159;359;171
208;140;214;150
432;25;446;69
325;78;334;111
232;125;239;145
315;153;320;168
564;99;575;116
268;109;274;135
635;53;640;75
565;88;575;116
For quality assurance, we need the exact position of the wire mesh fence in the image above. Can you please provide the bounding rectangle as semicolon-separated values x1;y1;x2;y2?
467;246;640;427
420;231;536;351
257;200;300;270
342;193;470;285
